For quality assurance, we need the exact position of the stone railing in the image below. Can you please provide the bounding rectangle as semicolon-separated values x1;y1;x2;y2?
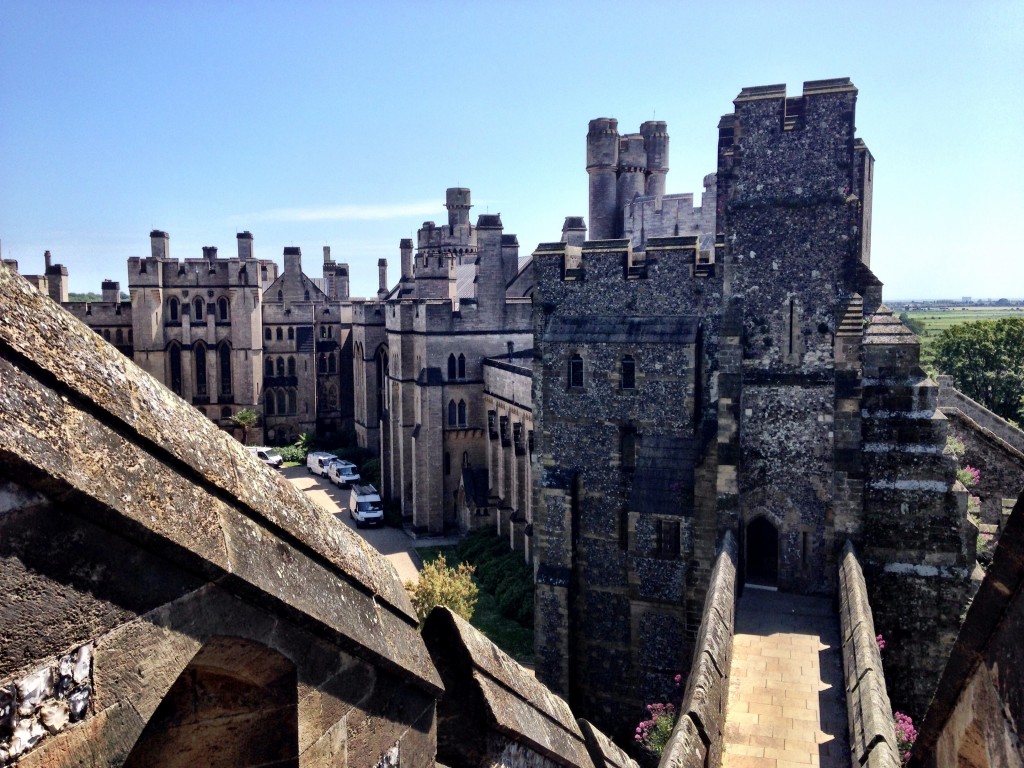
659;531;737;768
936;375;1024;456
838;541;901;768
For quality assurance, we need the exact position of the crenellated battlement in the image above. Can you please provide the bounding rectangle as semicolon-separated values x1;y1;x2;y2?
533;235;720;285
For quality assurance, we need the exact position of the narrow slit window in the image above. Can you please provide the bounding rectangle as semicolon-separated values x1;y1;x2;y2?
621;355;636;389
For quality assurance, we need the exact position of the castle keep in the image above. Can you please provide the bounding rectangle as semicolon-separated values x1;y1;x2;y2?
533;79;977;738
4;78;1022;765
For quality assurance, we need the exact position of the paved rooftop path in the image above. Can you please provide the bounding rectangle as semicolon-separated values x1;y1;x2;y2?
722;589;849;768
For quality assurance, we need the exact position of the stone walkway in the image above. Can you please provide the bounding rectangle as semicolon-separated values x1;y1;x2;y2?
722;589;849;768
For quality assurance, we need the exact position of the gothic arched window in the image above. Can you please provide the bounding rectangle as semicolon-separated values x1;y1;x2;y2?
168;343;182;394
218;343;232;395
194;344;207;396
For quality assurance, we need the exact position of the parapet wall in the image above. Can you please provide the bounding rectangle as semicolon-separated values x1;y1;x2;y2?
838;542;901;768
659;531;737;768
936;375;1024;456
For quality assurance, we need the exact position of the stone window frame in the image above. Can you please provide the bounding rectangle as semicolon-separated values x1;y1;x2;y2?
655;518;680;559
457;354;466;379
448;354;457;380
621;426;637;471
287;356;296;376
168;341;183;395
193;297;205;323
264;327;272;341
264;357;274;378
276;327;284;341
218;296;230;322
457;400;467;427
447;399;458;427
218;341;232;396
194;342;208;396
167;296;180;323
621;355;636;390
276;357;285;377
568;353;584;389
266;387;277;415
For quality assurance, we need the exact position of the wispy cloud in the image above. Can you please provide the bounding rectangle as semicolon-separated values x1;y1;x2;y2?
235;201;440;223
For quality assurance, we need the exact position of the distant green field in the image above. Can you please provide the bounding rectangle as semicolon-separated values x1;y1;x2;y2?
904;307;1024;344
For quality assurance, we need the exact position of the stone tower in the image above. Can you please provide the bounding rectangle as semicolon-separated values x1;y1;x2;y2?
714;78;870;593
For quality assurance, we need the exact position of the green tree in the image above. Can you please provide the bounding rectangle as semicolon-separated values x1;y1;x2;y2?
932;318;1024;423
231;408;259;445
407;554;478;624
898;312;927;337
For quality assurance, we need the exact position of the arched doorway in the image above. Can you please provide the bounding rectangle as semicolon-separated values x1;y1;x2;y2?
746;516;779;587
123;636;298;768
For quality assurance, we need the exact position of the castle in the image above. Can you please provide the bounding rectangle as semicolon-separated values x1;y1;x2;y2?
4;78;1024;764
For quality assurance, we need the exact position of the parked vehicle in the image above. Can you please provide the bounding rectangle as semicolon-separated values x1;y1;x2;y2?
247;446;283;468
306;451;338;477
347;484;383;528
327;459;360;487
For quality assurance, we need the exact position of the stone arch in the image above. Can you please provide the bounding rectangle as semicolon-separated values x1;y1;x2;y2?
745;514;780;588
123;635;298;768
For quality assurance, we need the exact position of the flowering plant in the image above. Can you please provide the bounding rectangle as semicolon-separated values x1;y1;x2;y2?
635;702;676;756
956;465;981;487
634;674;683;757
893;711;917;765
876;634;886;651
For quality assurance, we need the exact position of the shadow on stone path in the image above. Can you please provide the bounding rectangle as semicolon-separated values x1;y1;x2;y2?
722;589;849;768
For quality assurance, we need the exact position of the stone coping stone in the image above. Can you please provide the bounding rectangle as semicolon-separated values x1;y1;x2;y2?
0;267;441;694
423;607;598;768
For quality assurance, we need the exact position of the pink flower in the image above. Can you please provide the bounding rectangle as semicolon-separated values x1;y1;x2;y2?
876;634;886;650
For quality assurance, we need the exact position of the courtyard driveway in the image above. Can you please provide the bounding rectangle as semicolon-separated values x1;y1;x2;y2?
280;465;458;585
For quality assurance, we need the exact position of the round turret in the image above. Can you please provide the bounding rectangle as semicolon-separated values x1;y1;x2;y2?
586;118;619;170
587;118;620;240
641;121;670;198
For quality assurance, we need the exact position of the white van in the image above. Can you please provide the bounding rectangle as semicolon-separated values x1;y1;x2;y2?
248;446;283;468
347;484;383;528
327;459;360;487
306;451;338;477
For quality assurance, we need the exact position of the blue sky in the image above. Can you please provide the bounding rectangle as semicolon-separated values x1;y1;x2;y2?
2;1;1022;301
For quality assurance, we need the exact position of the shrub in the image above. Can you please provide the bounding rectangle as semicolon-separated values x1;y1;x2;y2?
406;554;478;624
454;531;535;628
275;445;307;463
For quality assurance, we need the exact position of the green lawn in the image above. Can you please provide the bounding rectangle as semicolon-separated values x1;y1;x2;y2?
906;307;1024;342
415;544;534;664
